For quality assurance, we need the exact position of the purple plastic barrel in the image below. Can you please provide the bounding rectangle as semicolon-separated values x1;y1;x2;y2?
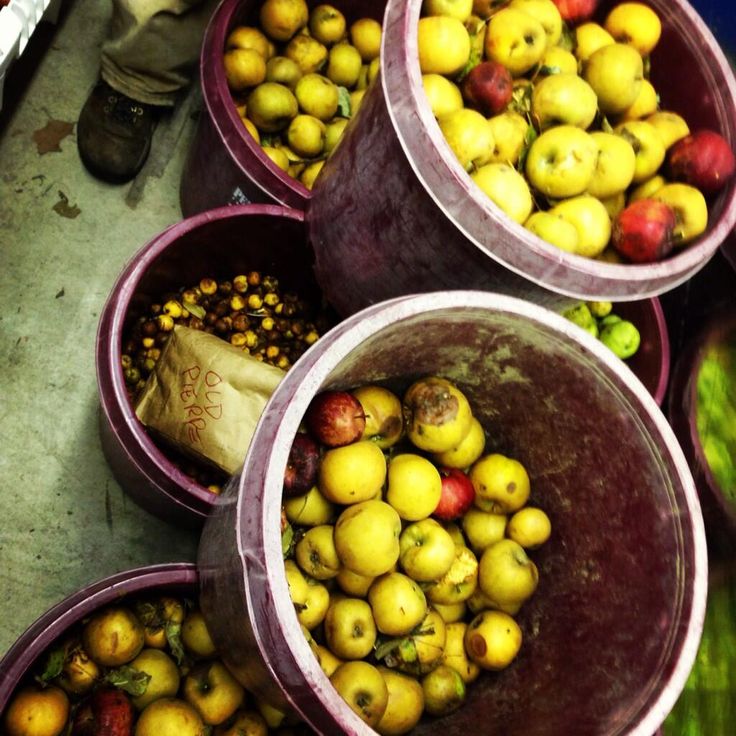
668;307;736;552
180;0;386;217
96;204;322;528
0;563;197;714
307;0;736;316
198;290;707;736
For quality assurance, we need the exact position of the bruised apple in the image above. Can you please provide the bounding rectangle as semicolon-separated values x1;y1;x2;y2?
461;60;513;117
71;688;134;736
667;130;736;194
283;432;320;497
305;390;366;447
612;198;677;263
434;467;475;521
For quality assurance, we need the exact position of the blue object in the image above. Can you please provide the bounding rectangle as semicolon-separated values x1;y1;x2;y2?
690;0;736;59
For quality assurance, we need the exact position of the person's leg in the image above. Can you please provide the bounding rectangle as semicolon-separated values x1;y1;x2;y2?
78;0;218;183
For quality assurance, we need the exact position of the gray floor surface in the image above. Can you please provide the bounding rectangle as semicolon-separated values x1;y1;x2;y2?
0;0;203;657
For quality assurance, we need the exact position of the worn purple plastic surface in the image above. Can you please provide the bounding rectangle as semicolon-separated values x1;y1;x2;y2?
668;308;736;549
721;230;736;273
95;204;320;527
180;0;386;217
307;0;736;315
198;290;707;736
0;564;197;714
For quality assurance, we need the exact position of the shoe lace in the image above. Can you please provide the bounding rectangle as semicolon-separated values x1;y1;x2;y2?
104;91;147;125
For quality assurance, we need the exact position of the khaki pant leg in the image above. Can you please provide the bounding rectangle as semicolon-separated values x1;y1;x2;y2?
100;0;220;106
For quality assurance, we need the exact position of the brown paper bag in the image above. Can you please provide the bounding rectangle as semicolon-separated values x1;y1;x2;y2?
135;325;284;475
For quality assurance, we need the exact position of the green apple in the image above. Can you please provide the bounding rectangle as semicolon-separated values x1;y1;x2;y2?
509;0;562;46
284;485;336;527
135;697;205;736
330;661;388;727
471;163;534;224
265;56;303;89
587;131;636;198
438;108;496;172
334;500;402;577
441;622;481;684
487;112;529;166
425;545;479;605
525;125;598;199
318;440;387;505
421;664;466;717
182;660;245;726
461;507;508;554
652;183;709;245
324;596;377;659
246;82;298;133
485;7;547;77
464;610;522;670
375;666;425;736
531;73;598;130
548;194;612;258
368;572;428;636
295;524;341;580
422;73;464;119
478;538;539;613
131;648;181;710
399;518;456;582
386;453;442;521
614;120;666;184
524;210;580;253
583;42;643;116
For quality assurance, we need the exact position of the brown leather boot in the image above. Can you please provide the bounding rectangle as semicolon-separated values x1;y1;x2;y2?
77;81;159;183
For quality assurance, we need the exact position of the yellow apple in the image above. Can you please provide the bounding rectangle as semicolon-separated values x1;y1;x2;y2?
432;600;467;623
285;34;328;74
181;609;217;659
390;608;447;676
313;643;344;677
539;45;578;75
464;610;522;670
82;606;145;667
421;664;466;717
586;131;637;198
264;55;303;88
351;384;404;449
318;440;387;504
135;697;205;736
469;453;530;514
531;72;598;130
350;17;382;62
525;125;598;199
478;538;539;612
616;78;658;122
286;114;325;158
3;685;69;736
614;120;666;183
368;572;428;636
57;643;100;695
487;111;529;165
422;74;464;119
399;518;457;581
442;622;481;684
284;485;335;526
646;110;690;150
507;506;552;548
485;7;547;77
386;453;442;521
417;15;471;76
324;596;377;659
227;26;272;57
574;22;615;63
583;42;643;115
509;0;563;47
524;210;580;253
295;523;341;580
309;4;347;45
425;545;479;605
628;174;667;203
182;660;245;726
548;195;612;258
600;190;627;219
604;1;662;56
326;42;362;87
131;648;181;710
330;661;388;727
333;500;402;577
375;666;425;736
259;0;309;43
423;0;474;22
472;163;534;224
438;108;496;172
461;506;508;554
336;567;375;597
432;415;486;469
216;708;268;736
652;183;709;245
294;73;338;121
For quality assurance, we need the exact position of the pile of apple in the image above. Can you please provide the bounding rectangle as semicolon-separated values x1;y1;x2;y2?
1;595;306;736
281;377;551;732
222;0;382;190
419;0;736;263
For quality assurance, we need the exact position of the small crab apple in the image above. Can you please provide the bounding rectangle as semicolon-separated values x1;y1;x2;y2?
434;467;476;521
667;129;736;194
305;390;366;447
611;198;677;264
283;432;320;497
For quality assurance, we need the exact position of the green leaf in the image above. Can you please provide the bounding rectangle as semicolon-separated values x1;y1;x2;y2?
282;522;295;559
104;665;151;697
165;621;186;666
559;22;575;52
599;114;614;134
456;19;487;82
36;646;65;683
509;84;533;117
337;86;351;118
516;122;537;173
538;65;562;76
260;132;279;148
183;301;206;320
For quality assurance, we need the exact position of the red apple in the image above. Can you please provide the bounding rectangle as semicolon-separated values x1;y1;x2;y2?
461;61;514;117
305;390;366;447
668;129;736;194
612;199;677;263
283;433;320;497
72;688;134;736
433;468;476;521
551;0;598;25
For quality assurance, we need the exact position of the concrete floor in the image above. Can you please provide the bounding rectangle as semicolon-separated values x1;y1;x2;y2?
0;0;201;657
